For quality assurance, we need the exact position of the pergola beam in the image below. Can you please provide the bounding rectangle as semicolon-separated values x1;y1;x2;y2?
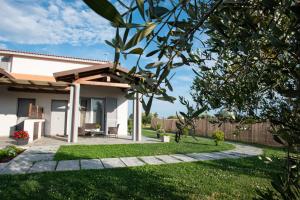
7;87;69;94
0;78;69;89
76;80;130;88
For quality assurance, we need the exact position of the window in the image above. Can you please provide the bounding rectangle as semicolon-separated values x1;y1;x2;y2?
0;56;12;71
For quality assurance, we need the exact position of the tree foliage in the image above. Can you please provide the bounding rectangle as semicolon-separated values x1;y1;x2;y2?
84;0;223;115
191;0;300;198
84;0;300;198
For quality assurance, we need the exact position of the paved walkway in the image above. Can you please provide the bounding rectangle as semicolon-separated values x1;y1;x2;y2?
0;136;159;148
0;143;262;175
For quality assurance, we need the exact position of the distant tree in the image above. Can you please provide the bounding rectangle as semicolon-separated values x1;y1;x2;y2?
128;113;133;119
142;112;153;125
167;115;177;119
153;112;158;118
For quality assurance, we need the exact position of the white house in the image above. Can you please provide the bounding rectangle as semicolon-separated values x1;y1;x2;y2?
0;49;142;143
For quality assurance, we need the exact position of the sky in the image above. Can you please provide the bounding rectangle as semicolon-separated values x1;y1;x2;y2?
0;0;196;117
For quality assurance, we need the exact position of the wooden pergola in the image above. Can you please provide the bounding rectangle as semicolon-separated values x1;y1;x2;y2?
54;64;142;143
0;69;70;93
54;64;132;89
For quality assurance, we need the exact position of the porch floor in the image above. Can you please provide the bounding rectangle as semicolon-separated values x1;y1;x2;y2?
0;135;159;148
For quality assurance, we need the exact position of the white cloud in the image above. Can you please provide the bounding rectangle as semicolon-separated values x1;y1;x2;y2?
0;0;116;45
0;43;7;49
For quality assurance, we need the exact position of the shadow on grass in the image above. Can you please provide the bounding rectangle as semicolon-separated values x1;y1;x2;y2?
0;166;185;200
0;154;284;200
196;155;284;180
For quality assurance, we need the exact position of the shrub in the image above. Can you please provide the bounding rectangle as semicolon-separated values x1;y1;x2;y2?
0;150;6;159
182;126;189;136
128;119;133;134
0;145;23;160
156;123;161;131
156;128;165;134
6;145;23;154
212;130;225;146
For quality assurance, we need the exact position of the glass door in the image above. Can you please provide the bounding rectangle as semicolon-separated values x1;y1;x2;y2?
80;98;105;131
91;98;105;131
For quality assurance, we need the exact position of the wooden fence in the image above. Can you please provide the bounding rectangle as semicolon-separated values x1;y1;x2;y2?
151;118;281;147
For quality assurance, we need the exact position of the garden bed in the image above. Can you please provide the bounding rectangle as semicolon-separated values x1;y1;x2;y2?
0;146;25;163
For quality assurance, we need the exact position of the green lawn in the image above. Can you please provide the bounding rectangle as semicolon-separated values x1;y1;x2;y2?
54;129;234;160
0;148;284;200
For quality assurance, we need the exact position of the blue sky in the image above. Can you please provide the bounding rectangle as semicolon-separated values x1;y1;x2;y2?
0;0;195;117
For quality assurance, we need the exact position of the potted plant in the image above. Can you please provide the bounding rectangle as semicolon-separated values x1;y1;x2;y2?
156;127;165;139
13;130;29;145
161;134;170;143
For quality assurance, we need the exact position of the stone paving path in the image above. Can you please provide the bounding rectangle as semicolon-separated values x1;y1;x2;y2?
0;143;262;175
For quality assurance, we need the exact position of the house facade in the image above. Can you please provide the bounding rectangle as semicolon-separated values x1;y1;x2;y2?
0;49;142;143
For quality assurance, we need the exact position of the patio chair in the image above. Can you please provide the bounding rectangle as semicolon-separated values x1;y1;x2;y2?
107;124;119;138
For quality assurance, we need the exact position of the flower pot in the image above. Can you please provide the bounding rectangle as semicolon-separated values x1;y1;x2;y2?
16;138;29;145
161;135;170;143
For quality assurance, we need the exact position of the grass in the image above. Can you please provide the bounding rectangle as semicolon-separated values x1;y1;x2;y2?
0;148;284;200
54;129;234;160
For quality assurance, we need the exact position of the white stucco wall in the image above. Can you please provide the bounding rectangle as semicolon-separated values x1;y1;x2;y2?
0;86;69;137
11;56;93;76
0;85;128;137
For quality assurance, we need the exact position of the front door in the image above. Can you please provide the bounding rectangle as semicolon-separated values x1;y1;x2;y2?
16;98;36;131
51;100;68;136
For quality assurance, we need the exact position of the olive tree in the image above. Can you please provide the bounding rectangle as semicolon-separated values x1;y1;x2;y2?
84;0;299;198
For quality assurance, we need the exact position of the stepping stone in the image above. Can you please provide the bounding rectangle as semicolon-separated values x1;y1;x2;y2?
186;153;214;161
13;153;54;162
120;157;145;167
81;159;104;170
224;151;249;157
101;158;126;168
139;156;165;165
201;153;229;159
56;160;80;171
155;155;182;163
24;146;59;154
0;163;8;172
170;154;197;162
214;152;240;158
0;161;33;174
28;161;57;173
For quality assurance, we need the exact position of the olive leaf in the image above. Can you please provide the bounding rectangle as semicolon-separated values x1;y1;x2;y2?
83;0;125;27
124;23;156;50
